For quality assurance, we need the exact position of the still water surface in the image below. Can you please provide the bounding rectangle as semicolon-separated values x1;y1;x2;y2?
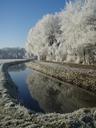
9;64;96;113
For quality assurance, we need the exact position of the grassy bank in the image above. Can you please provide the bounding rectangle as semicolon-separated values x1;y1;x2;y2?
0;60;96;128
27;61;96;94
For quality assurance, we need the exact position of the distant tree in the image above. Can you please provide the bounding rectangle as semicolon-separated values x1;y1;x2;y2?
0;48;26;59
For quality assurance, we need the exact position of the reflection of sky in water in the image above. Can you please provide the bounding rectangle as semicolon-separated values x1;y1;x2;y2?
9;64;96;114
9;67;44;113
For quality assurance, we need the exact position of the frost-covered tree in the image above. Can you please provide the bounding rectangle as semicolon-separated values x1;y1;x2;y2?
59;0;96;63
26;14;61;60
26;0;96;64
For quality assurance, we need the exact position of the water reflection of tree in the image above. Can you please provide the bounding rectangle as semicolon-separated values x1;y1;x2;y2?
8;64;26;72
27;71;96;113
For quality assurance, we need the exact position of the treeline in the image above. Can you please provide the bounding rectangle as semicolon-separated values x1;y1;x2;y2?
0;47;26;59
26;0;96;64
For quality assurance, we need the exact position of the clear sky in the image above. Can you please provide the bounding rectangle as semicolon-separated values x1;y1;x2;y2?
0;0;66;48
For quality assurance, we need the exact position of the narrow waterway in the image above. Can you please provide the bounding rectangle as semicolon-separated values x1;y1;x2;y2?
8;64;44;113
8;63;96;113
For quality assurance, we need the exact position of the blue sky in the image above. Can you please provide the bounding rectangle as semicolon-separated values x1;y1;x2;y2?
0;0;66;48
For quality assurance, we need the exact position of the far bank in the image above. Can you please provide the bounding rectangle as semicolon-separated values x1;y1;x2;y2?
27;61;96;94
